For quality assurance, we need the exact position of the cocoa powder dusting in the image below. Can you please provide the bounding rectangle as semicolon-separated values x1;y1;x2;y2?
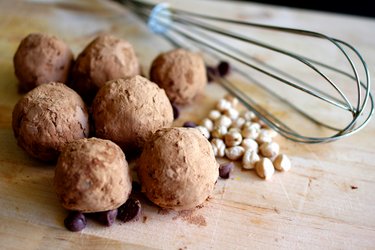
173;210;207;227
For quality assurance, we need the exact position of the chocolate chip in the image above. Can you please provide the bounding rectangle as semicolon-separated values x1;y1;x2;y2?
183;121;197;128
92;209;118;226
172;103;180;120
217;61;231;77
64;211;87;232
219;162;234;179
117;198;141;222
206;66;218;82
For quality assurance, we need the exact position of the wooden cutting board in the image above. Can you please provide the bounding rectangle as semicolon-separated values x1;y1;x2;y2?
1;0;375;249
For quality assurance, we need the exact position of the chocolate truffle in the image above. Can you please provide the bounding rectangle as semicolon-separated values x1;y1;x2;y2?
92;75;173;152
70;34;140;102
54;138;132;212
12;82;89;161
13;33;74;92
150;49;207;104
138;127;219;210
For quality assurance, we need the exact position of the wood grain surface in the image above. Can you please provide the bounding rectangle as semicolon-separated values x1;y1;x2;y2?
0;0;375;249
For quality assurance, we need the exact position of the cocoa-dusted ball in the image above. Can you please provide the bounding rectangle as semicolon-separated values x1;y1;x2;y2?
150;49;207;105
92;76;173;152
138;127;219;210
12;82;89;161
13;33;74;92
54;138;132;212
70;34;140;103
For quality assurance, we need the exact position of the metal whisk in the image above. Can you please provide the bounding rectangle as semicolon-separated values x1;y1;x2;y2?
116;0;373;143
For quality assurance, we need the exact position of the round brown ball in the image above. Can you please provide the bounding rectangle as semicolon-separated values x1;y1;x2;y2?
92;75;173;152
70;34;140;102
54;138;132;212
150;49;207;105
12;82;89;161
13;33;74;92
138;127;219;210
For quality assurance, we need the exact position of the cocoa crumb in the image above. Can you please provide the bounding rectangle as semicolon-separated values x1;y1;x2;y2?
142;216;148;223
196;204;205;209
350;185;358;190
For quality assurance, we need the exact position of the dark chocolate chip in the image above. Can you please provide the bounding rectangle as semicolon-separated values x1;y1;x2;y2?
206;66;218;82
182;121;197;128
219;162;234;179
117;198;141;222
64;211;87;232
92;209;118;226
217;61;231;77
172;103;180;120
